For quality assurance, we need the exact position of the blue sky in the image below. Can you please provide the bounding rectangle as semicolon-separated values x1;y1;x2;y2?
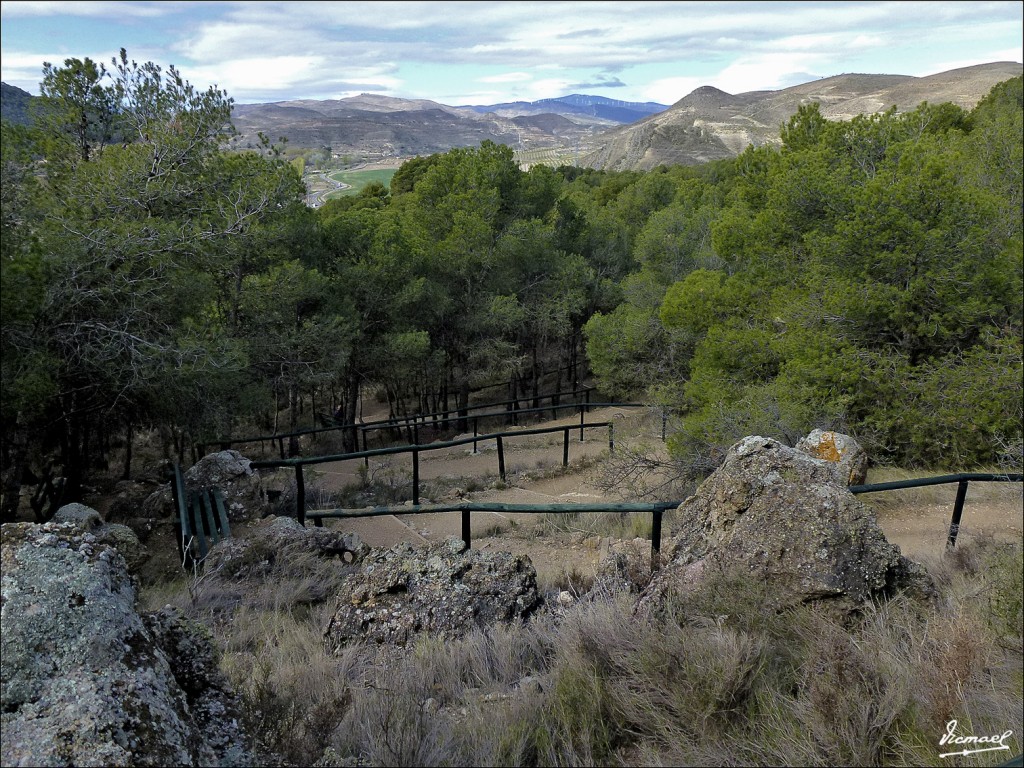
2;1;1021;106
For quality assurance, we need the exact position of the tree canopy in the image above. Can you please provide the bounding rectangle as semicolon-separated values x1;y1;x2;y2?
2;59;1020;517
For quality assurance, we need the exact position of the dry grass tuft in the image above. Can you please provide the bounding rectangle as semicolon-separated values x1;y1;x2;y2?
141;533;1023;767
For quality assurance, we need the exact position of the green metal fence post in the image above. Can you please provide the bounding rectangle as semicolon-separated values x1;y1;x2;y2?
651;508;663;571
563;427;570;467
413;449;420;506
579;406;585;441
608;423;615;453
461;508;471;551
946;480;970;548
295;463;306;527
497;436;506;481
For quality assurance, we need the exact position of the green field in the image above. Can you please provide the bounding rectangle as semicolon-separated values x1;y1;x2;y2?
325;168;397;198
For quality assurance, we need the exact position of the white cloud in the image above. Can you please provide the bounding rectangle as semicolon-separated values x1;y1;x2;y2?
181;56;404;102
849;33;884;49
478;72;533;84
2;1;1020;104
0;0;169;18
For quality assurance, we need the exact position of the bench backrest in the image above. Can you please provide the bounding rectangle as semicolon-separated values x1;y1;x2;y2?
170;464;231;568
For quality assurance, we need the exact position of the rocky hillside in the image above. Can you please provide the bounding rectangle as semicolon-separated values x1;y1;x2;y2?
582;61;1024;170
228;93;627;159
0;82;33;125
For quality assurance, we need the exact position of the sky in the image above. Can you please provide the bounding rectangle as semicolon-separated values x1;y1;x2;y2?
1;1;1022;107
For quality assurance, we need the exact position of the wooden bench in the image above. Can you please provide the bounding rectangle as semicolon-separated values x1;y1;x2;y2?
169;463;231;568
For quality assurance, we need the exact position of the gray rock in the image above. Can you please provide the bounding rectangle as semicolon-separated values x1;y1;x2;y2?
0;521;252;767
795;428;869;486
324;538;541;649
95;522;149;573
185;451;269;522
49;504;149;574
204;515;369;582
141;450;269;523
642;436;929;616
52;502;103;529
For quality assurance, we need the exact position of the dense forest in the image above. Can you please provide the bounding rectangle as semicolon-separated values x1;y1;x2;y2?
1;51;1021;518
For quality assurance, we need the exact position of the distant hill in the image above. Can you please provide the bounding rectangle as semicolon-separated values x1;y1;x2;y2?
582;62;1024;170
228;92;652;160
459;94;668;124
1;82;34;125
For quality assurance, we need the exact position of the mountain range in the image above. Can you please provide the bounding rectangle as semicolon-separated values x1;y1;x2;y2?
583;61;1023;170
3;61;1021;170
226;92;663;161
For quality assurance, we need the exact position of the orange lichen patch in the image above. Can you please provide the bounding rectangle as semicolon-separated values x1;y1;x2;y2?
807;431;845;463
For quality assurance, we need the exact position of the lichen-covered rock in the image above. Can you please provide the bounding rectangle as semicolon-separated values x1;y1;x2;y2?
186;451;269;522
641;436;930;616
324;538;541;650
52;502;103;529
795;429;869;486
204;515;369;581
141;450;269;523
51;503;150;574
96;522;150;572
0;522;252;767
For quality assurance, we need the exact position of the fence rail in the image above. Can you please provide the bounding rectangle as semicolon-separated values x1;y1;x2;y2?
299;473;1022;572
252;420;622;523
202;387;607;458
309;501;682;571
849;473;1023;548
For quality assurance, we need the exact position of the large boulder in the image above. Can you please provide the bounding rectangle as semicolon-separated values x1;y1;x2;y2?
186;451;269;522
204;515;369;581
53;502;149;573
642;436;928;616
324;538;541;650
795;428;869;486
0;521;252;767
142;450;269;523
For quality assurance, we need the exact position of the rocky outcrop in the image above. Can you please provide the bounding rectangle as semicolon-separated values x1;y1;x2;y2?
324;538;541;650
0;521;252;766
53;502;149;572
639;436;930;616
142;450;269;523
204;515;369;581
795;429;869;486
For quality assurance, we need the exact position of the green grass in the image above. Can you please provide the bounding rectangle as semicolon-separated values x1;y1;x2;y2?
324;168;396;198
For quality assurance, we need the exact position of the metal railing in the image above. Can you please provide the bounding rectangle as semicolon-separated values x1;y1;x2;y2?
202;387;604;458
296;472;1022;573
849;472;1023;548
251;420;622;523
309;500;683;572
